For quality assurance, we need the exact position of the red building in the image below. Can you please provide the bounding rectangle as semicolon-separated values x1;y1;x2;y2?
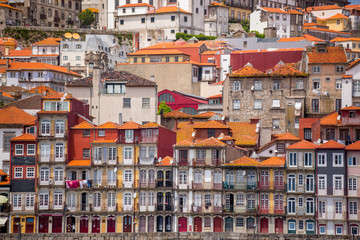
230;48;304;72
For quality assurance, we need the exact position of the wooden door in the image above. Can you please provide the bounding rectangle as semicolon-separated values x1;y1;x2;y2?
38;216;49;233
194;217;202;232
260;218;269;233
123;216;132;232
148;216;154;232
178;217;187;232
213;217;222;232
66;217;75;233
52;216;62;233
139;216;146;232
107;216;116;233
13;217;20;233
275;218;283;233
25;217;34;233
225;217;233;232
80;217;88;233
92;216;100;233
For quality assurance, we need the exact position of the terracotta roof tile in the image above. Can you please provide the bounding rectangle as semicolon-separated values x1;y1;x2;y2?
307;5;342;11
194;120;229;129
33;38;61;46
194;112;219;118
92;139;116;143
276;132;301;141
230;64;264;77
11;133;36;141
327;13;349;19
287;140;317;149
194;137;226;147
175;140;194;147
82;7;98;13
72;121;96;129
288;9;303;15
303;34;325;42
0;3;21;11
0;170;7;176
0;106;36;125
346;140;360;150
101;71;156;87
317;140;346;149
141;122;160;128
341;106;360;111
96;121;119;129
0;91;14;99
308;46;347;64
156;156;173;166
118;120;141;129
347;59;360;69
163;110;192;119
7;49;32;57
67;160;91;166
129;49;189;56
2;95;43;110
271;63;306;76
224;156;259;166
259;156;285;167
320;112;340;126
8;62;81;77
147;6;191;14
42;92;72;99
226;122;258;146
304;27;352;35
211;81;224;85
261;7;289;14
278;37;307;42
218;135;234;141
118;3;152;8
26;85;57;94
0;176;10;185
210;2;227;7
207;94;222;99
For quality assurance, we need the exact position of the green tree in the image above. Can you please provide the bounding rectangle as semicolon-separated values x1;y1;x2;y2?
78;9;95;26
240;19;250;33
251;30;265;38
157;101;172;115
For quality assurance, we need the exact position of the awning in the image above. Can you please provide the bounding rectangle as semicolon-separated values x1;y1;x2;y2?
0;196;8;204
0;217;8;227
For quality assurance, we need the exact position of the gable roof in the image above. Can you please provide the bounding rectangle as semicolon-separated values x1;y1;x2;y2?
307;46;347;64
259;156;285;167
8;62;81;77
227;122;257;146
346;140;360;150
327;13;349;20
320;111;340;126
147;6;191;14
118;120;141;129
341;106;360;111
67;160;91;167
101;71;156;87
6;49;32;57
287;140;317;149
230;64;264;77
261;7;289;14
224;156;259;166
0;91;14;99
0;106;36;125
11;133;36;141
33;38;61;46
26;85;57;94
72;121;96;129
258;132;300;152
162;109;192;119
306;5;342;11
317;140;345;149
156;156;173;166
128;49;189;56
141;122;160;128
2;95;42;109
194;137;226;147
194;120;229;129
96;121;119;129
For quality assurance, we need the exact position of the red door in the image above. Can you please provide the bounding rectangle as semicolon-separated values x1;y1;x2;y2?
260;218;269;233
52;216;62;233
80;217;88;233
194;217;202;232
25;217;34;233
13;217;20;233
107;216;116;233
275;218;283;233
39;216;49;233
178;217;187;232
92;216;100;233
123;216;132;232
214;217;222;232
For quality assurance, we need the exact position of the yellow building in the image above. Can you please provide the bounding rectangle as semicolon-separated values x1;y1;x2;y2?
317;13;349;32
228;6;251;22
127;49;190;64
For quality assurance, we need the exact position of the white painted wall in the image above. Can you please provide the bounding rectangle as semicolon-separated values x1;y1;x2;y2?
0;128;23;171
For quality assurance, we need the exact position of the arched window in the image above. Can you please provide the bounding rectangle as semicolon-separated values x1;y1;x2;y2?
180;107;197;115
158;93;174;102
124;170;133;183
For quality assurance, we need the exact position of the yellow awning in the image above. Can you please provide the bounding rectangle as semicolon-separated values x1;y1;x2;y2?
0;217;8;227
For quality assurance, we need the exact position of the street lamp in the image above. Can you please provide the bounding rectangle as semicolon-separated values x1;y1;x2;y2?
252;224;257;240
16;223;23;240
133;222;137;240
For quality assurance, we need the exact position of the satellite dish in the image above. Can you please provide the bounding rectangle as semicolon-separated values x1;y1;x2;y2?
274;150;278;153
255;127;259;133
64;32;73;39
317;139;321;144
222;115;225;121
337;115;341;121
251;86;254;91
43;71;47;75
73;33;80;40
256;123;260;128
192;131;196;137
114;167;117;172
133;192;137;198
158;157;162;163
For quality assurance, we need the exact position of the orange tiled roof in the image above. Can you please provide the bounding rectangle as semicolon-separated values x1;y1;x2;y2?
276;132;301;141
303;34;325;42
259;156;285;167
7;49;32;57
118;3;153;8
11;133;36;141
210;2;227;7
348;59;360;69
194;120;229;129
287;140;317;149
0;106;36;125
308;46;347;64
343;74;352;78
67;160;91;166
96;121;119;129
327;13;349;20
0;91;14;99
307;5;342;11
224;156;259;166
42;92;72;99
304;27;352;35
0;3;21;11
0;176;10;185
271;63;306;76
320;112;339;126
129;49;190;56
317;140;345;149
345;4;360;9
331;37;360;42
278;37;307;42
26;85;57;94
261;7;289;14
288;9;303;15
8;62;82;77
230;64;264;77
118;120;141;129
194;137;226;147
82;7;98;13
211;81;224;85
156;156;173;166
175;140;194;147
147;6;191;14
141;122;160;128
33;38;61;46
341;106;360;111
162;109;192;119
194;112;219;118
346;140;360;150
0;170;7;176
207;94;222;99
72;121;96;129
92;139;116;143
218;135;234;141
227;122;257;146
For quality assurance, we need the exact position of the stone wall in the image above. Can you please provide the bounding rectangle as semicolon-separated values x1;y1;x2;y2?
0;233;358;240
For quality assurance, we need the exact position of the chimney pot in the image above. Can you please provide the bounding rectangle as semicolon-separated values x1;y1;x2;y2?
189;118;193;124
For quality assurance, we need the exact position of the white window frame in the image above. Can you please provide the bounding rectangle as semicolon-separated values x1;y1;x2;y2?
14;167;23;178
333;153;343;167
318;153;326;167
26;167;35;178
27;144;35;155
15;144;24;155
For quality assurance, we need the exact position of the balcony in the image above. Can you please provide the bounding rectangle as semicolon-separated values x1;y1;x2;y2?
156;204;163;211
54;17;60;23
141;136;158;143
39;130;67;138
178;160;188;167
259;184;270;190
223;182;234;189
259;208;269;214
247;208;257;213
213;183;222;190
213;206;222;213
275;209;284;214
247;183;257;190
139;157;155;165
165;204;173;211
223;205;234;213
165;181;172;188
192;204;202;213
194;159;205;166
18;77;33;82
211;159;221;166
156;180;164;188
193;182;203;190
275;184;285;191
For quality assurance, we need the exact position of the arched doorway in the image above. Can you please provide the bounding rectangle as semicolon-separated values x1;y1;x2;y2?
66;216;75;233
214;217;222;232
275;218;283;233
79;216;88;233
194;217;202;232
260;217;269;233
123;216;132;232
92;216;100;233
178;217;187;232
107;216;116;233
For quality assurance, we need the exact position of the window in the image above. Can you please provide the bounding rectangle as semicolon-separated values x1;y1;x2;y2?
233;100;240;110
150;17;155;22
311;99;319;112
120;20;124;25
236;194;244;207
349;201;358;215
14;167;23;178
319;225;326;234
312;79;320;89
93;192;101;208
254;99;262;109
306;221;314;232
272;99;280;108
298;174;303;186
63;56;68;60
25;194;34;208
298;197;303;208
194;170;202;183
336;79;342;89
306;198;314;214
40;167;49;182
254;80;262;90
83;148;90;159
289;152;297;167
83;130;90;137
333;153;343;166
349;178;357;191
260;194;269;210
318;176;326;190
288;198;296;214
142;98;150;109
334;176;343;191
184;16;187;22
288;175;296;192
25;167;35;178
141;18;145;23
197;150;205;160
3;133;15;152
27;144;35;155
55;142;64;160
336;65;344;73
15;144;24;155
335;201;343;214
54;190;63;207
54;167;63;182
124;170;133;183
304;152;312;167
272;119;280;129
179;171;187;184
299;220;304;230
296;80;304;89
275;194;283;210
108;192;116;208
123;98;131;108
123;146;133;163
260;171;269;186
312;66;321;73
304;128;312;141
13;194;22;208
98;130;105;137
236;217;244;227
233;81;241;90
336;226;343;235
318;153;326;166
108;147;117;161
39;191;49;207
247;194;255;209
273;80;280;90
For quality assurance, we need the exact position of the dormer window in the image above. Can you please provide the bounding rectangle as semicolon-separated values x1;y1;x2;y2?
350;111;356;118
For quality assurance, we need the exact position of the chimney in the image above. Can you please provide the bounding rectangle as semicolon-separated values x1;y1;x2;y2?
189;117;193;124
174;117;179;130
250;118;259;124
150;75;155;82
67;63;71;72
6;59;9;69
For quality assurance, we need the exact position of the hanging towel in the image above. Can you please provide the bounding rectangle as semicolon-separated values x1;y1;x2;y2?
66;180;79;188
